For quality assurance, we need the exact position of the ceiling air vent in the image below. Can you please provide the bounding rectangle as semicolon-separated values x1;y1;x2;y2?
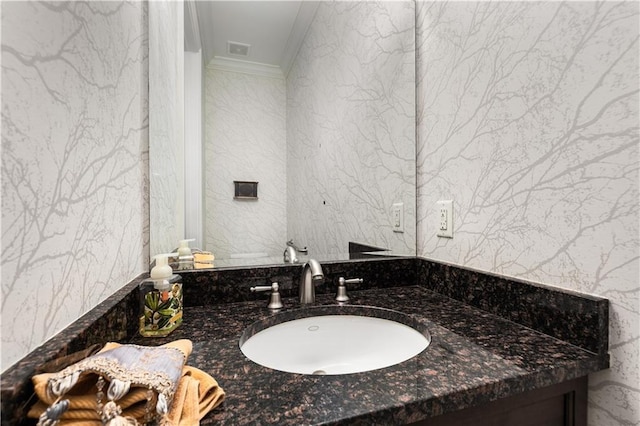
227;41;251;57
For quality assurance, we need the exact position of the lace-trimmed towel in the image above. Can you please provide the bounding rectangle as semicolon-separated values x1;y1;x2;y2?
30;340;192;425
29;366;225;426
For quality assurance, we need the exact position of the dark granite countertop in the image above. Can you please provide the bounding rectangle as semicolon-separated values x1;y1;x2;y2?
129;285;606;425
1;258;609;424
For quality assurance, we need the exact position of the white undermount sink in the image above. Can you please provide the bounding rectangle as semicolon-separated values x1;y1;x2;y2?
239;305;431;375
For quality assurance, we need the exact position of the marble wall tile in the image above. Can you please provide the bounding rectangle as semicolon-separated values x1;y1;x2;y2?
416;2;639;424
149;0;184;257
204;69;287;259
0;1;148;371
287;1;416;257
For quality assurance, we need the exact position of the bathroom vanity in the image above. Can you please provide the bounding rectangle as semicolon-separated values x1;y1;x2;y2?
0;258;608;425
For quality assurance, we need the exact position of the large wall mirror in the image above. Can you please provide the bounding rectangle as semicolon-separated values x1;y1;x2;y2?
149;0;416;268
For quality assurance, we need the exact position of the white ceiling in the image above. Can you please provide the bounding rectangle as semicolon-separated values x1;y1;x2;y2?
188;1;319;78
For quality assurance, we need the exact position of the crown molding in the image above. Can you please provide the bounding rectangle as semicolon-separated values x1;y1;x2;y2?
209;56;284;79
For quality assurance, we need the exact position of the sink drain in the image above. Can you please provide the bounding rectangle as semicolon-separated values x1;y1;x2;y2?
312;370;327;375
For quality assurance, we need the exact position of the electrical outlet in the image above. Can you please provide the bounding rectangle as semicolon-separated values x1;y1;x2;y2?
437;200;453;238
440;207;448;230
392;202;404;233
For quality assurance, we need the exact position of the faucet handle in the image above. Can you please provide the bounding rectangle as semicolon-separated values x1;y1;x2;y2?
336;277;363;302
251;282;283;310
287;239;308;253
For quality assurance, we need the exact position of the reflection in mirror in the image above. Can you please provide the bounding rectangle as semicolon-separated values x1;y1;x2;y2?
150;1;416;268
149;0;185;259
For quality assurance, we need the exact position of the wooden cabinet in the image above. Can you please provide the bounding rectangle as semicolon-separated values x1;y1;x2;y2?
411;376;587;426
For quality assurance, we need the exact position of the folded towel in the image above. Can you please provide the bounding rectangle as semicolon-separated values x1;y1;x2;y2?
166;366;225;425
193;252;214;264
29;340;192;425
28;340;224;425
28;366;225;425
193;252;214;269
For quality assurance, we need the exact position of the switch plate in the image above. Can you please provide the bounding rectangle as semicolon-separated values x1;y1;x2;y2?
437;200;453;238
392;202;404;233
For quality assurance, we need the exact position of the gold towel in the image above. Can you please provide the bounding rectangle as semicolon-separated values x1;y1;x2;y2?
193;252;214;269
28;340;224;425
167;366;225;425
28;366;224;424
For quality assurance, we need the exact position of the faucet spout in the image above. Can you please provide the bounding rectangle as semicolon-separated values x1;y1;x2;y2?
299;259;324;304
283;246;298;264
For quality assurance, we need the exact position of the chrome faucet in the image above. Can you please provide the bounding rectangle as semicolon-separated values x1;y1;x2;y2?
299;259;324;304
283;245;298;264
